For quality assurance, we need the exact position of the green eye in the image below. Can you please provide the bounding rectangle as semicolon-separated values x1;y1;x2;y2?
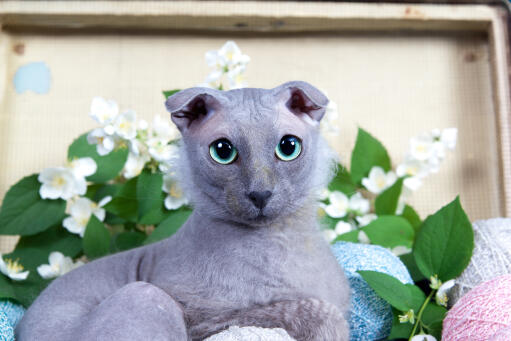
276;135;302;161
209;138;238;164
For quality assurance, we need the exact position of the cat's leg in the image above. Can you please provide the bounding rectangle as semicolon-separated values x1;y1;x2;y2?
190;298;349;341
17;281;188;341
75;281;188;341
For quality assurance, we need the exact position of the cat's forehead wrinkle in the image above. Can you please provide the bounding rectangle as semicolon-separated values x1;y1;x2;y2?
224;88;279;123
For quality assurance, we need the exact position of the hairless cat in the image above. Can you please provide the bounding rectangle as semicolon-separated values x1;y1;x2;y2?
16;81;351;341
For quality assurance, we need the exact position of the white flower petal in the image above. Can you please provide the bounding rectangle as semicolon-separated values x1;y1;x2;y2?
8;271;29;281
69;157;97;178
90;97;119;125
37;264;57;279
334;221;353;235
358;231;371;244
323;230;337;243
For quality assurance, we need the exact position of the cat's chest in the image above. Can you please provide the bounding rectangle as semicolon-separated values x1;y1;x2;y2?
197;230;334;303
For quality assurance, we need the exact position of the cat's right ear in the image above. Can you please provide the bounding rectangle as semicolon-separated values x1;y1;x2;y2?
165;87;223;133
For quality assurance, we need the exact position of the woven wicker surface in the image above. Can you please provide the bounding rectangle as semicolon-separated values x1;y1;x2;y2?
0;27;501;252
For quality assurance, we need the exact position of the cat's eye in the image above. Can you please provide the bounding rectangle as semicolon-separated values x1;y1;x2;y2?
275;135;302;161
209;138;238;164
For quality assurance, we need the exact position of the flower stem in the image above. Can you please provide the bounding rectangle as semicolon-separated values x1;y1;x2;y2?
408;290;435;341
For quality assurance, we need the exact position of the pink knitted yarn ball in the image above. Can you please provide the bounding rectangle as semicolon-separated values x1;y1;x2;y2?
443;275;511;341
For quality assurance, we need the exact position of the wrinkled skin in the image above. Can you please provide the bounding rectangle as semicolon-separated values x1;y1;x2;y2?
17;81;350;341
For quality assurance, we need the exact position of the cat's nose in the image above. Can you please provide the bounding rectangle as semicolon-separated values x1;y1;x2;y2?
247;190;272;209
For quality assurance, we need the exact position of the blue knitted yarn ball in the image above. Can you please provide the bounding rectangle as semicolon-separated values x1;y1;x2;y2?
0;300;25;341
331;242;413;341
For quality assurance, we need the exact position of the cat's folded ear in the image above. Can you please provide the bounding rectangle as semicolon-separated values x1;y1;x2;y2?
165;87;224;133
273;81;329;123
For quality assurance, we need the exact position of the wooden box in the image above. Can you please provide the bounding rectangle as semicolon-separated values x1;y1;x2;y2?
1;1;510;251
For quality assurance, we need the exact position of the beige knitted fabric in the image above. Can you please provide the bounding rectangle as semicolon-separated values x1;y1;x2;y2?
449;218;511;306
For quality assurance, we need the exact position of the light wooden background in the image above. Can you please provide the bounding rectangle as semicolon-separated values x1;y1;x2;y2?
0;1;509;252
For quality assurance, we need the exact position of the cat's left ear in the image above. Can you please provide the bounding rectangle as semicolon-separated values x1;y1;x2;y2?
273;81;329;122
165;87;224;133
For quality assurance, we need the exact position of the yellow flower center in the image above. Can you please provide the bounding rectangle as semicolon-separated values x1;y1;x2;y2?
5;258;24;273
52;176;66;187
169;183;183;198
376;176;386;189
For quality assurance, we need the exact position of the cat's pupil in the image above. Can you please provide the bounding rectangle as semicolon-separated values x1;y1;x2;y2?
280;136;297;156
215;140;233;159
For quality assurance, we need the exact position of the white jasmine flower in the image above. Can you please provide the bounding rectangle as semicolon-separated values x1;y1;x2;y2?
68;157;97;179
37;251;84;279
358;230;371;244
114;110;137;140
63;196;111;237
441;128;457;150
391;246;412;256
319;188;330;201
87;128;116;156
152;115;179;142
138;119;148;131
227;65;247;89
324;191;349;218
162;174;188;210
356;213;377;227
323;229;337;243
320;99;340;136
128;138;146;156
89;97;118;125
123;152;150;179
362;166;397;194
398;309;415;324
0;255;29;281
348;193;370;215
213;41;250;68
409;135;435;162
38;167;84;200
411;335;437;341
334;221;354;235
147;139;179;163
435;279;455;307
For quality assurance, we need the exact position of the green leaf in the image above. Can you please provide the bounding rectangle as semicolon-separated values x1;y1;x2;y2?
422;302;447;340
401;204;422;233
137;170;163;220
357;270;415;312
389;308;413;339
0;275;17;301
350;128;391;184
406;284;426;312
328;164;357;196
413;197;474;281
68;133;129;183
162;89;181;99
334;230;359;243
144;209;191;245
0;175;66;236
362;216;415;249
375;178;403;215
83;216;111;259
10;272;51;307
104;177;138;222
114;231;146;252
319;214;338;231
138;192;172;225
91;184;122;202
399;253;426;282
422;303;447;339
6;226;82;271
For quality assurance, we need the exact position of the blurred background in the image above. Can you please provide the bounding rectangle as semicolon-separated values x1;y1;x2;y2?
0;0;510;250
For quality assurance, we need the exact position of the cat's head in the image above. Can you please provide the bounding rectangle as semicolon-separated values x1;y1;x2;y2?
165;81;336;226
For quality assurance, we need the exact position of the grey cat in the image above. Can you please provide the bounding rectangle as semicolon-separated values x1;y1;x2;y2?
16;81;350;341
